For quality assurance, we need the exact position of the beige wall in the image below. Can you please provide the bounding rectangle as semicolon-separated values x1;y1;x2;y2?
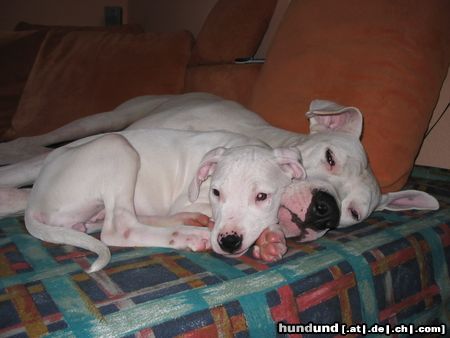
415;67;450;169
0;0;130;30
0;0;286;41
0;0;216;36
128;0;216;36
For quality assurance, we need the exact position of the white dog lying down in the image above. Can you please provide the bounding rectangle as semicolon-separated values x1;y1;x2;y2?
20;129;305;272
0;93;438;244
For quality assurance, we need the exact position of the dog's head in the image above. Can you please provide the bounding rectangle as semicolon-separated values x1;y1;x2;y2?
189;145;305;256
280;100;439;242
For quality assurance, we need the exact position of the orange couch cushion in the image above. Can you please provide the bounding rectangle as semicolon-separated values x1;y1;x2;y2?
9;30;193;137
0;22;144;140
189;0;277;65
249;0;450;192
184;64;261;105
0;30;46;138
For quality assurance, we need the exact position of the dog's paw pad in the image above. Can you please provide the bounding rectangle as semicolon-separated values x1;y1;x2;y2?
253;228;287;262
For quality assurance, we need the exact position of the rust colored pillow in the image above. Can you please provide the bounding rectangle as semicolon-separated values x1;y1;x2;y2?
10;30;193;137
1;24;143;140
189;0;277;65
0;30;46;139
249;0;450;192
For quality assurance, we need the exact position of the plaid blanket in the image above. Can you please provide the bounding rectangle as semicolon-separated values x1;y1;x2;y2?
1;166;449;337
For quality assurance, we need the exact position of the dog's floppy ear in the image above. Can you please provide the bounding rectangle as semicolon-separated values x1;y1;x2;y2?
273;147;306;180
306;99;363;138
188;147;227;202
376;190;439;211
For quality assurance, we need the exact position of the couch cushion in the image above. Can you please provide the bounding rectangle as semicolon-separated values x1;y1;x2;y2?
0;23;144;140
0;30;46;138
9;30;193;137
189;0;277;65
184;64;261;105
249;0;450;192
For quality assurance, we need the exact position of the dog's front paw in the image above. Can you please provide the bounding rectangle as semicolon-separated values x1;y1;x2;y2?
171;212;211;227
170;226;211;252
252;226;287;262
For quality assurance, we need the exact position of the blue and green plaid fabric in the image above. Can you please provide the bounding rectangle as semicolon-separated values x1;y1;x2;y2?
1;166;449;337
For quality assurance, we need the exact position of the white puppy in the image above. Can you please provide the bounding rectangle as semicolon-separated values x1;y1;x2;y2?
21;129;304;272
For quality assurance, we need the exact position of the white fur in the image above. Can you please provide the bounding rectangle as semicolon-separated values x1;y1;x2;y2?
0;93;439;249
18;129;304;272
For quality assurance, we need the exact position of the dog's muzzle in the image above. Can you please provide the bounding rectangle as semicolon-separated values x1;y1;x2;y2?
306;190;340;230
284;189;340;235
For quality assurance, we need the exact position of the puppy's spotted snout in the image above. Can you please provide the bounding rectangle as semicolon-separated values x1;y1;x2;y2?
218;231;243;253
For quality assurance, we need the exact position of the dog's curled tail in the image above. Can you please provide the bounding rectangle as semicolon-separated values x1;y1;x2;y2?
24;211;111;273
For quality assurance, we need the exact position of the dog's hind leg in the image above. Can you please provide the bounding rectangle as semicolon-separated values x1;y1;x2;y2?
102;209;212;252
84;135;211;252
100;182;211;252
0;153;47;188
0;95;173;165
